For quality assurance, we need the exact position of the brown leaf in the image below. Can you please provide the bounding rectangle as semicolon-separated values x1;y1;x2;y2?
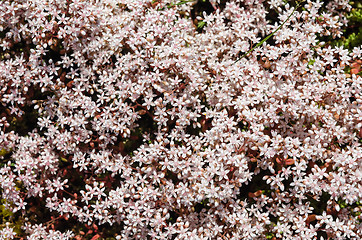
306;214;316;224
66;80;74;88
139;109;147;115
254;190;263;197
263;60;271;69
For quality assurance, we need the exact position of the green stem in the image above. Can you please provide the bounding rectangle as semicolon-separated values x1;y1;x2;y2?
234;1;305;63
157;0;194;11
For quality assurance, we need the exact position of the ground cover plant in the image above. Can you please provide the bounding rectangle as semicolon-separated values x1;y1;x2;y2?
0;0;361;239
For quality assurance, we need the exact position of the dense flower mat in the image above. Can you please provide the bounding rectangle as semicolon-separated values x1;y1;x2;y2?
0;0;361;239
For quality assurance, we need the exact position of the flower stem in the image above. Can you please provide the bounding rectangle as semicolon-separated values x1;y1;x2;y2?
234;0;305;63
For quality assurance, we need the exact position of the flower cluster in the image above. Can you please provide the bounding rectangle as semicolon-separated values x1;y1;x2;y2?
0;0;361;239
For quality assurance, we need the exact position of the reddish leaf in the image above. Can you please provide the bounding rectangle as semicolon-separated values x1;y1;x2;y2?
91;234;100;240
285;158;295;165
276;157;282;165
254;190;263;197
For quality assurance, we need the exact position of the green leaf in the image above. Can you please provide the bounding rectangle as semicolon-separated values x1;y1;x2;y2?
308;59;316;66
0;149;9;157
197;21;206;29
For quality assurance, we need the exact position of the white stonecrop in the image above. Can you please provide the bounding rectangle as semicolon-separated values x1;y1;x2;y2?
0;0;361;239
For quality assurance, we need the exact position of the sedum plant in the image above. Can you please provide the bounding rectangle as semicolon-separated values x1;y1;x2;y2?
330;0;362;50
0;0;361;239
